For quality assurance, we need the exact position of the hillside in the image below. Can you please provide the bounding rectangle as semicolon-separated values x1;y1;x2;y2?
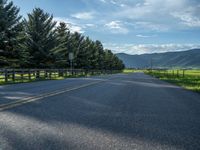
117;49;200;69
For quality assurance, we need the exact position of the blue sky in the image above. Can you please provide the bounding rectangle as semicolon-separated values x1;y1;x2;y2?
13;0;200;54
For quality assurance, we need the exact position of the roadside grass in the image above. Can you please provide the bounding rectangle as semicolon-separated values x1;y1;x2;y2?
123;69;135;74
123;69;146;74
146;70;200;93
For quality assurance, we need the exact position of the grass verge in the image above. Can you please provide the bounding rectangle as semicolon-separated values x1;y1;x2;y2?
146;70;200;93
123;69;135;74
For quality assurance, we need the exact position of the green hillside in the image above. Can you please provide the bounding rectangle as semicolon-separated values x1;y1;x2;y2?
117;49;200;69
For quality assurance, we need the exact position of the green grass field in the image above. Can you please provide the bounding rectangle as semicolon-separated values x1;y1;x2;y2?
123;69;135;74
123;69;146;74
146;70;200;92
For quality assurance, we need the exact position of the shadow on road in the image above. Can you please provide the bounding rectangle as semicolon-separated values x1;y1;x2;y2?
1;73;200;149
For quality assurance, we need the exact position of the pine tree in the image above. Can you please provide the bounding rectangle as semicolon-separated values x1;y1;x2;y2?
22;8;57;68
70;32;84;68
15;22;30;67
54;22;71;68
0;0;21;67
0;1;124;70
95;40;105;70
103;49;124;70
75;37;91;69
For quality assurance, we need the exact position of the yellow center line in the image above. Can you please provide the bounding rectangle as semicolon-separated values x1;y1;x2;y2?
0;80;104;111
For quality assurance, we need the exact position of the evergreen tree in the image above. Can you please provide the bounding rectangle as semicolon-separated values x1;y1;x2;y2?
22;8;57;68
0;1;124;70
95;40;105;70
70;32;85;68
0;0;21;67
76;37;91;69
103;49;124;70
54;22;71;68
88;40;99;69
15;22;30;67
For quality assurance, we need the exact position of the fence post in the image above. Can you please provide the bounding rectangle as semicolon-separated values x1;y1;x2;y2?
58;69;63;77
85;70;88;76
45;70;48;78
82;70;84;76
183;70;185;78
5;69;8;82
177;70;179;78
36;70;40;79
12;69;15;81
28;69;31;80
21;70;24;81
33;71;36;77
65;69;67;77
75;70;77;76
49;70;52;79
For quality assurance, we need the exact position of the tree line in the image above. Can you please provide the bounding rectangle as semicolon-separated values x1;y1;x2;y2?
0;0;125;70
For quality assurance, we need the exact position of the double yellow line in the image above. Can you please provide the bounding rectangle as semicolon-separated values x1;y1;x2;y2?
0;81;103;111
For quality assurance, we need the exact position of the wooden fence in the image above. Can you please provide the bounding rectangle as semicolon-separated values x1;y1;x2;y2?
0;69;117;83
148;69;186;78
147;69;200;79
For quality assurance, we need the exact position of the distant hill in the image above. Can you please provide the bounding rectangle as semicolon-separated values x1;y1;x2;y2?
116;49;200;69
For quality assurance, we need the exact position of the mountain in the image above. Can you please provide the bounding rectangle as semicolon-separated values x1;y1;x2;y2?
116;49;200;69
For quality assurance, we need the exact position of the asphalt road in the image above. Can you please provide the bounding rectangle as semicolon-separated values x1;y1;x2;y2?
0;73;200;150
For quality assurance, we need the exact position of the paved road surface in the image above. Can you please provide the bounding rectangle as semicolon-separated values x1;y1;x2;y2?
0;73;200;150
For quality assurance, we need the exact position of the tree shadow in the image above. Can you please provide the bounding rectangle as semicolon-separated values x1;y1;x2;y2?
1;73;200;149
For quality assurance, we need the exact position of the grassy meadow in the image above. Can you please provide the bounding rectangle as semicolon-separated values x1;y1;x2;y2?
123;69;135;74
146;69;200;92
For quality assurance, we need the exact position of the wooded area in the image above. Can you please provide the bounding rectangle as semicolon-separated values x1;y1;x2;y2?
0;0;125;70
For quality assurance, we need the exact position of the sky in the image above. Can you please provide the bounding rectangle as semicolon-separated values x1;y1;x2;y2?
12;0;200;55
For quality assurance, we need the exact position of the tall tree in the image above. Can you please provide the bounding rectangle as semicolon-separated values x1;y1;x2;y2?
75;37;91;69
95;40;105;70
0;0;21;67
70;32;84;68
54;22;71;68
22;8;57;68
103;49;124;70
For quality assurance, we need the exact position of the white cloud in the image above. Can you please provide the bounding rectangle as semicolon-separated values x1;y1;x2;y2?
114;0;200;30
105;21;121;29
71;12;94;20
99;0;106;3
171;12;200;27
110;0;117;5
103;43;200;55
136;34;156;38
82;0;200;33
105;21;129;34
85;24;96;27
54;17;85;33
134;22;169;32
98;0;127;7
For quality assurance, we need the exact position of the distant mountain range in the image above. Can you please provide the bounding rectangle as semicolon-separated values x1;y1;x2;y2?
116;49;200;69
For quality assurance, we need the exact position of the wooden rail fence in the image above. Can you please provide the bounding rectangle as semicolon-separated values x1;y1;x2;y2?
148;69;187;78
0;69;117;83
147;69;200;83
